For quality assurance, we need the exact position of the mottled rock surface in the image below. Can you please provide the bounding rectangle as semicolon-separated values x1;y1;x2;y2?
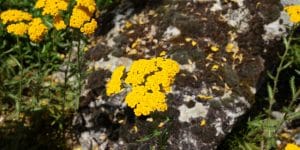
73;0;295;149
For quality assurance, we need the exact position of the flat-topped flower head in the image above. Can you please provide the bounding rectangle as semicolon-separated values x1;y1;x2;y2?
106;57;180;116
70;6;93;28
124;58;158;86
125;86;167;116
6;22;28;36
35;0;69;16
285;5;300;23
28;18;48;42
80;19;97;35
125;57;179;116
70;0;97;34
0;9;32;24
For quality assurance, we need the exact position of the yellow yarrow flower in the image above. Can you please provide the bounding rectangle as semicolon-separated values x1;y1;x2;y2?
70;6;93;28
34;0;46;8
28;18;48;42
125;58;158;86
70;0;97;31
285;5;300;23
125;86;167;116
6;22;28;36
0;9;32;24
106;66;125;96
285;143;300;150
80;19;97;35
125;58;179;116
53;15;66;30
76;0;96;13
35;0;68;16
107;57;179;116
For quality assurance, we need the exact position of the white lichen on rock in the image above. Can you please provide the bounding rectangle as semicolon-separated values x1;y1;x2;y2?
281;0;300;5
179;61;196;73
223;7;251;33
262;11;292;41
162;26;181;41
213;118;224;136
210;0;222;12
88;55;133;72
178;102;209;123
106;8;134;47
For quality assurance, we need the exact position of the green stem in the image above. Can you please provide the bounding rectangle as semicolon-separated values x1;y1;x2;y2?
270;28;297;136
49;30;56;101
268;31;294;116
16;37;22;116
289;88;300;108
37;44;41;102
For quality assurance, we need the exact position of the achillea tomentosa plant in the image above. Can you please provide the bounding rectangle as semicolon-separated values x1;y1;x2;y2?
106;57;180;116
1;0;98;41
0;0;98;125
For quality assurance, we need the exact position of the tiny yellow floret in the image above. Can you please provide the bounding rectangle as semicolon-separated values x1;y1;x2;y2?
191;40;197;47
6;22;28;36
0;9;32;24
285;143;300;150
200;119;206;126
225;43;235;53
211;64;219;71
185;37;192;42
159;51;167;56
125;21;132;29
106;66;125;96
284;5;300;23
198;94;213;100
211;46;219;52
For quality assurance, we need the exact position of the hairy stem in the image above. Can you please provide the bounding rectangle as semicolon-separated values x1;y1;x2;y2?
16;37;22;116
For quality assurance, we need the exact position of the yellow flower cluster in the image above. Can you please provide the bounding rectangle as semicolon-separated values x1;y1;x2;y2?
0;9;48;41
106;66;125;96
6;22;28;36
28;18;48;42
70;0;97;34
80;19;98;35
76;0;96;13
285;143;300;150
285;5;300;23
34;0;68;30
34;0;68;16
125;86;167;116
0;9;32;24
106;57;180;116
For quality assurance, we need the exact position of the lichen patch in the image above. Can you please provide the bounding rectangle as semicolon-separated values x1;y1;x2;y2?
178;102;209;123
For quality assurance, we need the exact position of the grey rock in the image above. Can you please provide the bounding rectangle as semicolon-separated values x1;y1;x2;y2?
73;0;296;149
